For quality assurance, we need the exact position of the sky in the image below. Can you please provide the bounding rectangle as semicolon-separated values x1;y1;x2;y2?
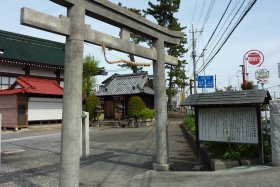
0;0;279;98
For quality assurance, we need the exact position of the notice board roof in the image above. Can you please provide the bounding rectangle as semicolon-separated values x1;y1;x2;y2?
181;90;272;107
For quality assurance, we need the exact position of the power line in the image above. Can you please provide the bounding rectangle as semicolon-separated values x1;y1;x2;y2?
196;0;233;64
191;0;199;24
199;0;216;31
196;0;247;73
197;0;257;74
209;0;242;50
203;0;246;65
191;0;215;53
195;0;206;29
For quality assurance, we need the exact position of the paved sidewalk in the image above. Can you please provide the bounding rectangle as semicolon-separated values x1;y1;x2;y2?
110;165;280;187
168;116;197;171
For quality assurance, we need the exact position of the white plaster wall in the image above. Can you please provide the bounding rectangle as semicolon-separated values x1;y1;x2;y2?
30;66;57;78
0;62;25;74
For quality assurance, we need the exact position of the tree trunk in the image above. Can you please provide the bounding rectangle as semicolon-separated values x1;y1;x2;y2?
129;54;138;73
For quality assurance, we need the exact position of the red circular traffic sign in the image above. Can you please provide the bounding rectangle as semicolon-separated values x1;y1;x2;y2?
244;50;264;66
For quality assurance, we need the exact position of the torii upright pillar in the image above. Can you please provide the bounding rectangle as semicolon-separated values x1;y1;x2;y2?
153;39;169;171
59;4;85;187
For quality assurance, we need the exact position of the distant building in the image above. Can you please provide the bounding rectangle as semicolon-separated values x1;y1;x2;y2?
0;30;65;129
96;72;154;120
0;30;65;89
0;76;63;129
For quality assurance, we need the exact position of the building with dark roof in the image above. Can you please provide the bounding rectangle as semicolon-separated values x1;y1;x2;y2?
0;30;65;90
96;72;154;119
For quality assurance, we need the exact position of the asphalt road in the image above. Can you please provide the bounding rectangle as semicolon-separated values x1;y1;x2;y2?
0;113;197;187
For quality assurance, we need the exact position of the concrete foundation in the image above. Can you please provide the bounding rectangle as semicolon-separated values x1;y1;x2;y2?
153;163;170;171
211;159;240;171
269;100;280;166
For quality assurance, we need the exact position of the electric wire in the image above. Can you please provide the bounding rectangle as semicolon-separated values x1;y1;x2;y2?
191;0;199;24
196;0;247;73
195;0;206;29
197;0;257;74
202;0;246;64
199;0;216;31
193;0;215;48
208;0;242;50
195;0;233;64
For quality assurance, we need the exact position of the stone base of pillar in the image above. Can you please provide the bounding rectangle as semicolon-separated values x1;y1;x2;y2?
153;163;170;171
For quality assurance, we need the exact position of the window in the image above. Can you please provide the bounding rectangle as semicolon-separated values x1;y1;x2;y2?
0;76;17;90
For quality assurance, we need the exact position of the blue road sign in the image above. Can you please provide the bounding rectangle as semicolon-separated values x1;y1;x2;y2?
197;76;214;88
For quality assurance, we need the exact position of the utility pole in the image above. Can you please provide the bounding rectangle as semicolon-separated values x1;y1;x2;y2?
190;79;193;95
240;64;245;86
190;25;203;94
191;25;197;94
202;49;207;93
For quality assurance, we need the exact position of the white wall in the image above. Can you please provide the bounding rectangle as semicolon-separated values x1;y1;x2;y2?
0;62;25;74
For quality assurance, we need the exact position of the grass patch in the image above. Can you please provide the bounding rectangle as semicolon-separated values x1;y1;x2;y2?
184;116;195;133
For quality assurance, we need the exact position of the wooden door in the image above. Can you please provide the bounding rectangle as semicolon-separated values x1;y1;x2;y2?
104;101;114;119
18;104;27;127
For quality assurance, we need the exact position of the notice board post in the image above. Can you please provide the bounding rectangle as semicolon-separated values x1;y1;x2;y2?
181;90;272;165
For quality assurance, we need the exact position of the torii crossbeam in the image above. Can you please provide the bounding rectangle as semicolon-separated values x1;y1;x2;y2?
21;0;184;186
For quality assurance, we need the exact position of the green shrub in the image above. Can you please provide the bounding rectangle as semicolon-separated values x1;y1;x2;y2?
86;95;101;119
205;142;257;160
184;116;195;133
128;96;146;120
222;150;240;160
140;108;155;120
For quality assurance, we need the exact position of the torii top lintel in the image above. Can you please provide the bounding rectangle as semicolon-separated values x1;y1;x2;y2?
50;0;184;45
21;0;183;65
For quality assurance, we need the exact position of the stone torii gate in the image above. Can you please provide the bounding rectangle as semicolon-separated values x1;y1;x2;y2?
21;0;184;186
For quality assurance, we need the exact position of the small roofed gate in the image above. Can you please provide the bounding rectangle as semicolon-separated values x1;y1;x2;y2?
20;0;184;186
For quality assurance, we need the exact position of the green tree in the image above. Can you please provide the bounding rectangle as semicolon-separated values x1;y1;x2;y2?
145;0;188;109
86;95;101;119
128;96;146;121
241;81;254;90
118;3;151;73
82;55;99;98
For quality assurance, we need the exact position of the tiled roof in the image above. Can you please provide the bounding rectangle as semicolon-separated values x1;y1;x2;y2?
0;76;63;96
97;72;154;96
181;90;272;106
0;30;64;67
